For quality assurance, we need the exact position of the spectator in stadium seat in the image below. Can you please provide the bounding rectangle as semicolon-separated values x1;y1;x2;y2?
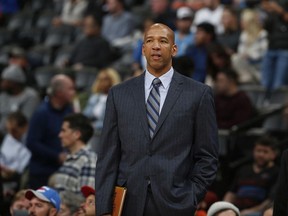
224;136;279;215
232;9;268;84
214;68;254;129
149;0;176;30
206;43;231;86
58;191;84;216
25;186;61;216
68;15;113;70
261;0;288;91
9;190;30;216
218;7;240;54
185;22;216;82
83;69;120;149
79;185;96;216
8;47;37;88
83;68;121;151
1;112;30;192
101;0;135;47
0;65;39;134
193;0;224;34
26;74;75;189
174;7;194;57
52;0;88;27
50;113;96;194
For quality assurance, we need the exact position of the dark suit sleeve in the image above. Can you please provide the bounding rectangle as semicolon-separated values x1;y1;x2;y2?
95;88;121;216
273;150;288;216
190;86;219;203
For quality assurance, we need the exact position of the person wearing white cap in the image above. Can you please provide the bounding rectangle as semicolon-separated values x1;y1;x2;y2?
25;186;61;216
175;7;194;57
207;201;240;216
0;64;39;134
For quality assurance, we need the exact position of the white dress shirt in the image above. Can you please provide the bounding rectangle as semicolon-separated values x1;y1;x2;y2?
0;134;31;173
145;68;174;113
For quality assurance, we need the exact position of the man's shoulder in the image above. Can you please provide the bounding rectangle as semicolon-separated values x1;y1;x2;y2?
31;99;51;117
111;74;143;91
78;147;97;161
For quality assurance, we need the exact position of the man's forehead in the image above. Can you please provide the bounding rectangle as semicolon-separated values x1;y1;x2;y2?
144;27;175;43
145;26;170;37
31;197;46;203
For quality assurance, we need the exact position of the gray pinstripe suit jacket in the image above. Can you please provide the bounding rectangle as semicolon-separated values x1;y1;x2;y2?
95;71;219;216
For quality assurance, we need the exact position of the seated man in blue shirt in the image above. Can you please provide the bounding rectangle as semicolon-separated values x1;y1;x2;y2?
185;22;216;82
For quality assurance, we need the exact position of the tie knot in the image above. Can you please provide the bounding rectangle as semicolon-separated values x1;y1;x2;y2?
152;78;161;88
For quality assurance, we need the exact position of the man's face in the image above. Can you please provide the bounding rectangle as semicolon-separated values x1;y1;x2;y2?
176;18;192;33
222;10;235;29
28;197;57;216
83;16;99;37
81;194;95;216
97;72;112;93
10;197;30;215
59;121;79;149
58;78;75;104
150;0;168;14
215;72;230;95
106;0;119;13
195;28;211;46
142;25;177;75
253;144;276;168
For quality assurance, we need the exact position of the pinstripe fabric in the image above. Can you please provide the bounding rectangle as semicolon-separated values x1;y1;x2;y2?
146;78;161;138
95;72;219;216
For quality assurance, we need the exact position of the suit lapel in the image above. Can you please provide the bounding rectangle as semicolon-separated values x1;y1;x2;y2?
131;73;150;140
153;72;184;139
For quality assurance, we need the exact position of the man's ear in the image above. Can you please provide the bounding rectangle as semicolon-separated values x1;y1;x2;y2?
73;130;81;140
172;44;178;57
49;207;57;216
142;43;145;56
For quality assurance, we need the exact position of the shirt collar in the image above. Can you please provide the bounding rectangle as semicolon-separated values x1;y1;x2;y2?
67;146;89;160
145;67;174;90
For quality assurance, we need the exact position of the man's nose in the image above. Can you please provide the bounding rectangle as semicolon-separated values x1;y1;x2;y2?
28;207;35;215
152;41;160;50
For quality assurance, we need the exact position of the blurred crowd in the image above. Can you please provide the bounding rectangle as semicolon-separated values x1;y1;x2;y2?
0;0;288;215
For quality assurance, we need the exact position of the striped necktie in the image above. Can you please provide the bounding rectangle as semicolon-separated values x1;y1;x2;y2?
147;78;161;138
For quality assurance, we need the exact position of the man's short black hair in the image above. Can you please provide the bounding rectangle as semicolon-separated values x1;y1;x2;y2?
219;68;239;85
7;111;28;128
255;136;278;151
63;113;94;143
197;22;216;41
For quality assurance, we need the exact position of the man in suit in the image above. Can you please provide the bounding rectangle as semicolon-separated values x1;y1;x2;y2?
95;23;219;216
